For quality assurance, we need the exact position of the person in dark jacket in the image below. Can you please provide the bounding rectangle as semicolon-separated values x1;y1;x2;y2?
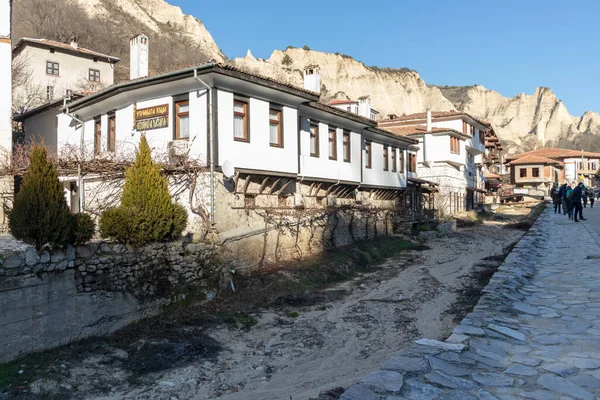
583;188;588;208
559;183;568;215
589;189;595;208
572;183;586;222
551;186;561;213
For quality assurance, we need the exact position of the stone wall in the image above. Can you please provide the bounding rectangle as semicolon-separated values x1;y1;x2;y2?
0;240;219;363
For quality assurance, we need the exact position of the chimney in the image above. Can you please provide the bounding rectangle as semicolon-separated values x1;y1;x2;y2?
303;65;321;93
70;39;78;49
358;96;371;119
130;33;149;80
426;106;432;132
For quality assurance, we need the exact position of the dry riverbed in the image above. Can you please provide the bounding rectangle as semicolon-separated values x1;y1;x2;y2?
0;203;544;400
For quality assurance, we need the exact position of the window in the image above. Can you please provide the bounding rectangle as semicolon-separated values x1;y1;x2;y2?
269;108;282;147
46;86;54;100
343;131;351;162
46;61;59;76
408;153;416;172
532;168;540;178
328;128;337;160
399;150;404;173
391;148;397;172
108;115;116;152
479;130;485;144
94;119;101;155
450;136;460;154
519;168;527;178
383;146;389;171
175;101;190;140
310;123;319;157
89;69;100;82
462;121;468;134
470;125;475;136
347;106;351;112
233;100;248;141
364;141;372;169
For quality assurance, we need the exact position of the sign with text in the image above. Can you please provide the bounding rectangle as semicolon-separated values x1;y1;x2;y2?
134;104;169;131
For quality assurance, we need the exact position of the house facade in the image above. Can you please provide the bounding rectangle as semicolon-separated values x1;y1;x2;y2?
329;96;380;121
15;56;433;268
379;109;488;214
12;38;120;111
505;148;600;195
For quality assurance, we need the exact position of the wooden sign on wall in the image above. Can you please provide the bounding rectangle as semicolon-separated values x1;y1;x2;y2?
134;104;169;131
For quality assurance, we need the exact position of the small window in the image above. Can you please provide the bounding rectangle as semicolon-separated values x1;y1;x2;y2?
532;168;540;178
364;140;372;169
383;146;389;171
462;121;467;134
470;125;475;135
519;168;527;178
89;68;100;82
94;119;101;155
269;108;282;147
479;130;485;144
108;115;116;152
399;150;404;173
342;131;351;163
408;153;416;172
310;123;319;157
450;136;460;155
328;128;337;160
347;106;351;112
46;86;54;100
175;101;190;140
46;61;59;76
233;100;248;142
391;148;397;172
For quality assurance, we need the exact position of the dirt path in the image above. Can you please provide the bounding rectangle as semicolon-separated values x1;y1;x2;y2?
79;223;524;400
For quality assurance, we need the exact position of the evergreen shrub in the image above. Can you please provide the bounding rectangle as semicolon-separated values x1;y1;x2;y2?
71;213;96;245
99;136;188;246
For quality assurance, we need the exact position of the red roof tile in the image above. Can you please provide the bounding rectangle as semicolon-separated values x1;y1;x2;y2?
507;155;562;165
506;147;600;161
14;38;120;61
381;110;491;128
328;99;357;105
382;125;463;136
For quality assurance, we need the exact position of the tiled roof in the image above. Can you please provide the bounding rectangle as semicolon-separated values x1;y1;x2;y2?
505;147;600;161
14;38;120;61
329;99;357;105
308;101;375;125
507;155;561;165
382;125;463;136
381;110;491;127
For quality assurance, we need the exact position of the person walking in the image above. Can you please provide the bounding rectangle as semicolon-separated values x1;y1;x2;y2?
589;188;595;208
566;185;574;220
583;186;588;208
551;186;561;214
572;183;586;222
559;183;568;216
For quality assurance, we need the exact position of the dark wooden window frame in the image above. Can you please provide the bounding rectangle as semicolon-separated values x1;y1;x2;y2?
532;167;540;178
269;107;283;147
383;146;389;171
399;150;404;173
310;123;319;157
342;131;351;163
462;121;467;134
46;61;59;76
408;153;417;173
233;99;249;142
391;148;397;172
365;140;372;169
107;114;116;152
519;168;527;178
450;136;460;155
328;127;337;160
89;68;101;82
175;100;190;140
94;119;102;155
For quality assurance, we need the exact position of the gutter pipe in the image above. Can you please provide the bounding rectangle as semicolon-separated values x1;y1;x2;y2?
194;69;215;228
65;107;85;212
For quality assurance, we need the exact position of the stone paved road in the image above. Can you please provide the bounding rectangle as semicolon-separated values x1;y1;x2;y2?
341;204;600;400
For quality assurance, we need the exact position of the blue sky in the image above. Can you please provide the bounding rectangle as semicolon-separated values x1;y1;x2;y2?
171;0;599;116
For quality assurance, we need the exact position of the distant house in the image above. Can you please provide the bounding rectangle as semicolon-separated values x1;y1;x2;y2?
505;147;600;194
379;109;493;214
12;38;120;111
328;96;380;122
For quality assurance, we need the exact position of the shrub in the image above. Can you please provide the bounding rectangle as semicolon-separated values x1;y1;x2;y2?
302;45;311;51
8;145;72;249
71;213;96;245
281;54;293;66
99;136;188;246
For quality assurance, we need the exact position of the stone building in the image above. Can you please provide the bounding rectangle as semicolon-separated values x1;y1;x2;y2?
14;36;436;268
12;37;120;111
379;109;489;215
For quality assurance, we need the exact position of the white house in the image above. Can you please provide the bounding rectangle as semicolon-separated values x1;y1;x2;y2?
329;96;380;121
379;109;488;214
12;37;120;111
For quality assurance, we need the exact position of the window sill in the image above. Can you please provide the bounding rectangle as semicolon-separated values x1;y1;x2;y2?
329;157;337;161
234;137;249;143
174;137;189;141
310;154;319;158
270;143;284;148
343;160;351;163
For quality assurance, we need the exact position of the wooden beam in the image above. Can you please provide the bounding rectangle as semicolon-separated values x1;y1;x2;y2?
340;187;354;199
323;183;336;198
258;177;270;194
267;178;281;195
308;182;316;197
313;182;323;198
242;174;253;195
233;174;240;194
277;179;294;195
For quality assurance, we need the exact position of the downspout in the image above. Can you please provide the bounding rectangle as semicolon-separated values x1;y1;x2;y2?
194;69;215;228
65;107;85;212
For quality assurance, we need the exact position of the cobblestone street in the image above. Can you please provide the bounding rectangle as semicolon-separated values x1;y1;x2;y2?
343;203;600;399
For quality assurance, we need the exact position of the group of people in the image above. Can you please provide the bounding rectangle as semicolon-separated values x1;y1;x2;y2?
551;182;597;222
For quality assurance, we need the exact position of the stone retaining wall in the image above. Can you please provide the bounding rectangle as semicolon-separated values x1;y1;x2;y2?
0;241;219;363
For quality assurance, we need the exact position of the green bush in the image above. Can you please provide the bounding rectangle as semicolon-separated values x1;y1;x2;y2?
281;54;293;66
99;136;188;246
71;213;96;245
8;145;72;249
302;45;311;51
